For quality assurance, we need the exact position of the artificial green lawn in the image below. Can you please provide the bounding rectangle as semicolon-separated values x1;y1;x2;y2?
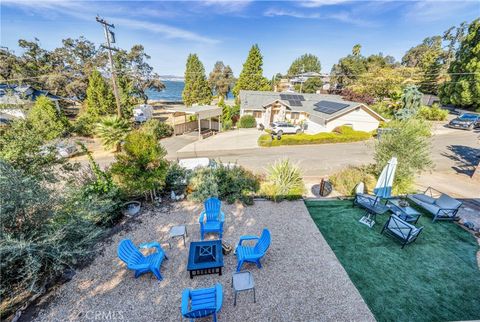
305;200;480;322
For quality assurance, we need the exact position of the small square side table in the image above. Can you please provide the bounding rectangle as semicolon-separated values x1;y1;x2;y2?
169;225;187;249
231;271;256;306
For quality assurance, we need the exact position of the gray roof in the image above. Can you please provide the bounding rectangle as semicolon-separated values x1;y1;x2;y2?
239;90;384;122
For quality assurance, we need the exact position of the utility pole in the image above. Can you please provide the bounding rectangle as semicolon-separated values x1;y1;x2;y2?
96;16;122;118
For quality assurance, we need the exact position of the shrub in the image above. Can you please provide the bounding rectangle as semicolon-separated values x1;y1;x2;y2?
188;163;260;204
374;118;432;194
370;101;398;119
110;130;169;200
0;161;104;318
222;119;233;131
73;112;97;137
330;165;377;196
96;115;131;152
141;119;174;140
238;115;256;128
259;159;305;201
341;89;375;105
165;162;189;194
28;96;66;140
417;104;448;121
258;126;371;147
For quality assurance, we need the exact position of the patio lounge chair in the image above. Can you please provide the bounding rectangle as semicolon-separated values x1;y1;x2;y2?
407;187;462;222
235;228;271;272
354;183;390;227
381;214;424;249
117;239;167;280
199;197;225;240
181;283;223;322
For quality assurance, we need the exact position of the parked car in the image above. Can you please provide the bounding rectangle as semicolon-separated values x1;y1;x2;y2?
40;140;79;159
270;122;302;135
447;113;480;130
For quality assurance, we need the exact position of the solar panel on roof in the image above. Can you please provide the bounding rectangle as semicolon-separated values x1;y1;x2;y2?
298;95;305;101
313;100;349;115
288;100;302;107
279;94;289;100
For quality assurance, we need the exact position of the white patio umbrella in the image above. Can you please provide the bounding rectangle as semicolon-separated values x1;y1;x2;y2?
373;157;398;201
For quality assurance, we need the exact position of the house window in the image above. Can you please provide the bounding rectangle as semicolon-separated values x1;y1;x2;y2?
253;111;263;118
291;112;300;120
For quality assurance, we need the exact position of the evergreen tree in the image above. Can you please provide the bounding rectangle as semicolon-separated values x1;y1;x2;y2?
208;61;235;99
85;70;116;117
233;44;271;97
117;76;137;119
28;96;66;140
287;54;321;76
439;19;480;111
302;77;323;93
182;54;212;106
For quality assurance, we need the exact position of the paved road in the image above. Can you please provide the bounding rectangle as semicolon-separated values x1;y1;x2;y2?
176;127;479;178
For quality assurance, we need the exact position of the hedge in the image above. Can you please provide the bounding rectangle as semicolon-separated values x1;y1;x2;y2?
238;115;256;128
258;126;372;147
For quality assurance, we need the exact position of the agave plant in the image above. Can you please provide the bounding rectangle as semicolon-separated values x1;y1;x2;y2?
96;116;131;152
262;159;305;201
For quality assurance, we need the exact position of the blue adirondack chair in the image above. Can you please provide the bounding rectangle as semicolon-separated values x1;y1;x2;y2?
235;228;271;272
199;197;225;240
117;239;167;280
181;283;223;322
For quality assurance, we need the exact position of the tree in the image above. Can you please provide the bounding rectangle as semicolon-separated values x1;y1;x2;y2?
208;61;235;99
233;44;271;97
374;119;432;193
348;66;419;100
402;36;445;94
95;116;131;152
0;119;62;179
302;77;323;93
28;96;66;140
439;19;480;111
352;44;362;56
84;70;116;117
287;54;321;76
110;130;169;200
182;54;212;106
113;45;165;103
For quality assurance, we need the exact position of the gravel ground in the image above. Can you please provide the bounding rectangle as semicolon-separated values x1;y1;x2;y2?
33;200;375;322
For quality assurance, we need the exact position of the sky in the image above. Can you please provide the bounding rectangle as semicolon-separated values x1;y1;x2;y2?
1;0;479;78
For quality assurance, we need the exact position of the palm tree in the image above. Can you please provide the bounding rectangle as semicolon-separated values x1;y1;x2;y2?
96;116;131;152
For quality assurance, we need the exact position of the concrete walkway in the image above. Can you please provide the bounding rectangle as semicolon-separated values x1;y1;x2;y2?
34;201;375;322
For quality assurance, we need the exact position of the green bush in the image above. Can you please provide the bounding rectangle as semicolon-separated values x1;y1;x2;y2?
258;126;371;147
188;163;259;204
28;96;66;140
238;115;256;128
141;119;174;140
370;101;399;119
259;159;305;201
374;118;432;194
417;104;449;121
73;112;97;137
110;130;169;200
222;119;233;131
165;162;189;194
0;161;108;318
330;165;377;196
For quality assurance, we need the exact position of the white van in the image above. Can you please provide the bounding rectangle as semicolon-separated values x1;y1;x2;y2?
133;104;153;123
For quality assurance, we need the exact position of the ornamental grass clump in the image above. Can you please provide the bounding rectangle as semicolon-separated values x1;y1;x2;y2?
330;165;377;196
260;159;305;201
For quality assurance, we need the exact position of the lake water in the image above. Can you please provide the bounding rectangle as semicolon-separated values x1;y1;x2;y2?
147;80;233;102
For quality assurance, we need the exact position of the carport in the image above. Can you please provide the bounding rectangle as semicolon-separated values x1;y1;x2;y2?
167;105;222;139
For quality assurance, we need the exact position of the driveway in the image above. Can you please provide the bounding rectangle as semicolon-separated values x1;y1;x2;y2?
177;128;261;155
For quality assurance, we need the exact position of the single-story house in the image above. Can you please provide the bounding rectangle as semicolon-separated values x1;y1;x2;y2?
0;84;62;111
239;90;385;134
289;72;331;91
